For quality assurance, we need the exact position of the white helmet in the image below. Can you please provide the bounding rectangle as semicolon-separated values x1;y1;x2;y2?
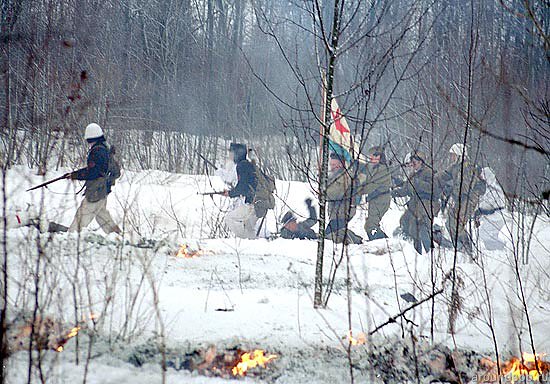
84;123;104;140
449;143;467;158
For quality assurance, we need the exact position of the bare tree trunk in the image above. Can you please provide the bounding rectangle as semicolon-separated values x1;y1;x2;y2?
314;0;342;309
0;166;8;384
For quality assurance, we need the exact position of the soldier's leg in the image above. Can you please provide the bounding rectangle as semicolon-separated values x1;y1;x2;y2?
365;195;390;240
457;201;478;252
419;222;433;253
397;209;414;240
243;208;259;239
410;218;424;253
225;204;254;238
95;198;121;234
68;198;96;232
446;205;459;243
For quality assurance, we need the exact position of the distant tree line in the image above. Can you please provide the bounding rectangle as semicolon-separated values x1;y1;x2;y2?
0;0;548;199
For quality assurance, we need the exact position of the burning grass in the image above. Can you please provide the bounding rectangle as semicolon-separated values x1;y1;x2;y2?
129;344;278;379
175;244;212;259
7;316;91;354
345;330;367;346
479;353;550;383
232;349;278;376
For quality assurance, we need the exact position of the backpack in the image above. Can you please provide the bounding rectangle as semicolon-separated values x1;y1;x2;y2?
252;162;276;218
106;146;121;189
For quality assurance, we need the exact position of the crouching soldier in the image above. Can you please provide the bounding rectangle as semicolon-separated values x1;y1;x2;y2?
439;143;486;253
280;198;317;240
223;143;259;238
67;123;121;234
325;153;363;245
392;151;440;254
356;146;392;241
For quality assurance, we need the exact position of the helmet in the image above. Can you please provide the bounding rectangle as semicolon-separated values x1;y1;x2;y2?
84;123;104;140
449;143;467;158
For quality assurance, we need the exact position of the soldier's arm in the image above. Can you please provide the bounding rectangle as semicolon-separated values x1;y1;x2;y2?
302;200;317;228
71;147;108;181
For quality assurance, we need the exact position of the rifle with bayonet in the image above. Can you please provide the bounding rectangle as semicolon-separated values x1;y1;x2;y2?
27;173;71;192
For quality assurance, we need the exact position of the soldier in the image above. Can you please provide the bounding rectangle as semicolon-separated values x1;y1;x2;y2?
325;152;363;245
356;146;392;241
280;198;317;240
392;151;440;254
67;123;121;234
223;143;259;238
439;143;486;253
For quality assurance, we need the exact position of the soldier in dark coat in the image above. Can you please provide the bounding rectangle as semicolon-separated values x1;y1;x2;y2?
67;123;121;234
223;143;259;238
392;151;440;254
280;198;317;240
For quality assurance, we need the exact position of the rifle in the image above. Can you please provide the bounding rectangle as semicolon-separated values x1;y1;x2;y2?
27;173;69;192
198;191;225;196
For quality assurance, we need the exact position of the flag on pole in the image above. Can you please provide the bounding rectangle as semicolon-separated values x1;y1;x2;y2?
327;98;367;164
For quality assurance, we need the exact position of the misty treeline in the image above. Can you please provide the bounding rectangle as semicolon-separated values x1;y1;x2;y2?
0;0;548;199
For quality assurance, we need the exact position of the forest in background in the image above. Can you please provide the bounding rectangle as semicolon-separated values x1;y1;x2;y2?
1;0;548;200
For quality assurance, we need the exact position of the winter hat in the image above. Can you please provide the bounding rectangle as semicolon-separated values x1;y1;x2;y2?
281;211;297;226
229;143;247;163
329;152;344;162
367;146;386;164
449;143;467;159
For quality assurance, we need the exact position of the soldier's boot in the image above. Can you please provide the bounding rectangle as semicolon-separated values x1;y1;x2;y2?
419;225;433;254
366;226;388;241
48;222;69;233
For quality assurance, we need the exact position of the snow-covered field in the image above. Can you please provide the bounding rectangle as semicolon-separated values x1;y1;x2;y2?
3;166;549;383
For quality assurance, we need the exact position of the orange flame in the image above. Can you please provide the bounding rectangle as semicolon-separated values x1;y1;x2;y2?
55;326;81;353
501;353;549;382
176;244;210;259
347;330;367;346
482;352;550;383
231;350;277;376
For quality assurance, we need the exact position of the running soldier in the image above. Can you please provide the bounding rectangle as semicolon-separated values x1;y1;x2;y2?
356;146;392;241
392;151;440;254
439;143;486;253
325;153;363;244
67;123;121;234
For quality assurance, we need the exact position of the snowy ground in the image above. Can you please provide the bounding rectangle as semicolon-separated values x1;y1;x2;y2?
2;166;550;383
